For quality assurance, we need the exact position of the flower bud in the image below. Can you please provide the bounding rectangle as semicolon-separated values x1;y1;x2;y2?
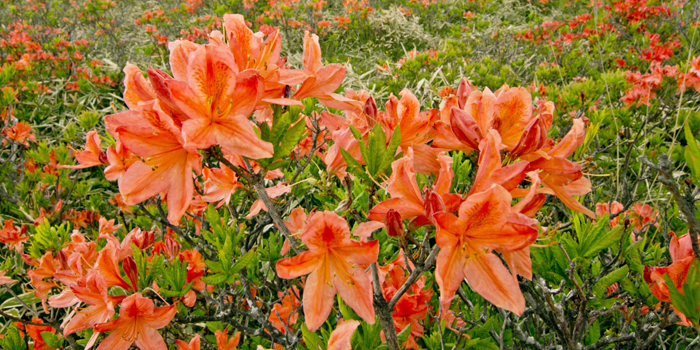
384;209;404;237
122;257;139;291
643;265;653;284
164;232;181;261
363;96;378;126
450;107;482;150
424;189;446;221
511;116;548;158
456;77;474;109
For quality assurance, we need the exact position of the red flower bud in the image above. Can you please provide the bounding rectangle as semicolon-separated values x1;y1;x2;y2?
643;265;653;284
450;107;482;150
363;96;378;127
456;77;474;109
511;116;548;158
424;189;446;221
164;232;181;261
122;257;139;291
384;209;404;237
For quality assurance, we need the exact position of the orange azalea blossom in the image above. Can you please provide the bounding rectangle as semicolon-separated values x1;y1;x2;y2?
629;203;660;234
246;183;292;219
106;100;202;224
48;232;100;309
644;231;695;324
201;158;243;207
501;171;545;281
59;130;109;169
292;31;363;111
382;90;441;174
468;130;529;196
27;252;59;312
216;14;308;103
2;121;36;146
215;327;241;350
268;286;300;333
276;211;379;331
380;254;432;349
433;185;539;315
0;219;29;253
327;319;360;350
433;78;475;153
95;247;134;291
63;270;125;349
369;149;461;228
644;231;695;304
595;201;625;228
176;334;200;350
166;43;274;159
0;270;16;285
15;318;56;350
94;293;176;350
523;118;594;218
446;83;542;152
280;207;312;255
104;141;137;182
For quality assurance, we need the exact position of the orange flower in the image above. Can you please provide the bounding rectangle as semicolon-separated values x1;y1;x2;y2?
595;201;625;228
433;185;538;315
327;319;360;350
380;256;432;349
107;101;202;224
276;211;378;330
0;270;16;285
215;328;241;350
15;318;56;350
0;219;28;253
64;270;125;348
176;334;200;350
167;44;274;159
2;121;36;146
525;118;594;218
369;149;461;228
468;130;528;196
268;286;300;333
201;159;243;207
645;231;695;304
292;31;363;111
59;130;109;169
94;293;176;350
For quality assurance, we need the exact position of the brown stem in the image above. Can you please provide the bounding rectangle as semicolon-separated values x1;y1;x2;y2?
250;172;305;253
641;155;700;260
211;151;305;253
370;262;401;350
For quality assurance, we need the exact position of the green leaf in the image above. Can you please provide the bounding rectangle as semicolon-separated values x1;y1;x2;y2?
340;147;370;182
231;250;256;274
663;261;700;325
269;106;291;145
0;292;40;309
376;126;401;178
397;324;412;345
593;265;629;297
1;324;24;350
301;323;325;350
40;332;63;348
585;320;601;345
272;117;307;161
579;215;623;258
207;321;224;332
365;123;388;176
684;120;700;182
201;273;228;285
